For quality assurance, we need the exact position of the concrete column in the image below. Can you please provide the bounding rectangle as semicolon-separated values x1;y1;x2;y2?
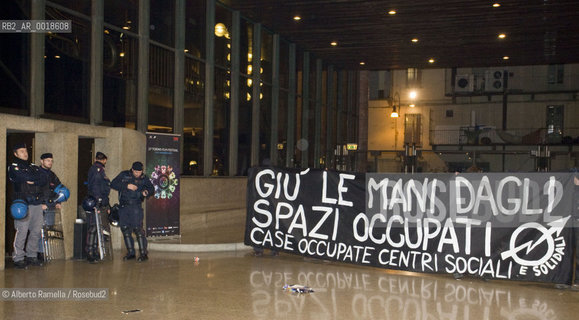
35;133;79;259
0;127;6;269
30;0;46;117
336;71;344;144
314;59;322;168
228;11;240;175
173;0;185;135
250;23;261;167
137;0;150;132
326;65;335;169
357;70;369;172
90;0;104;125
95;128;146;249
269;34;280;165
300;52;310;168
286;44;296;168
203;0;215;176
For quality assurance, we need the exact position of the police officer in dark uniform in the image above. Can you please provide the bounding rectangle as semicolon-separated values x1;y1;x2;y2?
111;161;154;262
86;151;111;263
8;143;48;269
38;152;63;260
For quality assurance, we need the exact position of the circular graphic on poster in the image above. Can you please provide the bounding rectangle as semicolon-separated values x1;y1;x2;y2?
150;164;179;200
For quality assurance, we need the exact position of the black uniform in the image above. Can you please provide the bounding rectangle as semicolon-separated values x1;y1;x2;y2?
8;158;48;264
39;166;62;210
111;169;154;261
86;161;111;260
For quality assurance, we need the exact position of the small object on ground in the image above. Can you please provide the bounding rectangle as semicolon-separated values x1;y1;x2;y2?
194;256;199;262
122;309;142;314
283;284;314;294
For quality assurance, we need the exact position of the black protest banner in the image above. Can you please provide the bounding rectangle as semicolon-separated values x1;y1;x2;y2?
245;167;576;284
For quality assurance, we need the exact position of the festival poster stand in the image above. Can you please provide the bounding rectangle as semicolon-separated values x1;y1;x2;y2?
245;167;576;284
145;132;181;237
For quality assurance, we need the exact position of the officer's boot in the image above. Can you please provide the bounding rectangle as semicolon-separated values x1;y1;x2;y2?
86;226;99;263
121;226;136;260
135;228;148;262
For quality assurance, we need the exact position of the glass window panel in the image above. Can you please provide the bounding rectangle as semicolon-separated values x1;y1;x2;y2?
183;58;205;176
185;0;205;60
104;0;138;29
215;5;232;68
0;0;29;114
240;18;253;77
213;66;230;176
44;10;90;121
48;0;90;15
260;29;273;84
277;89;288;166
102;29;138;128
259;83;272;166
238;74;252;175
150;0;175;47
148;44;174;132
279;40;289;90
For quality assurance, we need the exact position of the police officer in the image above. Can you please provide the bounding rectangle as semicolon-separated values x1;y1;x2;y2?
111;161;154;262
8;143;48;269
86;151;111;263
38;153;63;260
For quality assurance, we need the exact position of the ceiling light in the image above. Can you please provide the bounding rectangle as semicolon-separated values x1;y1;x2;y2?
411;38;418;43
184;49;189;53
493;3;501;8
359;61;365;65
330;41;338;46
503;56;510;60
215;23;227;37
293;16;301;21
119;52;125;57
409;91;418;99
122;26;130;30
54;55;61;59
498;33;506;39
388;10;396;15
428;58;435;63
409;104;416;108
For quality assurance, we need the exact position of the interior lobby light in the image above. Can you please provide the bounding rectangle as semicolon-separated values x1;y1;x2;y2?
390;92;401;118
293;16;301;21
409;90;417;100
388;10;396;15
493;3;501;8
498;33;506;39
411;38;418;43
215;23;227;37
330;41;338;46
503;56;510;60
428;58;435;63
360;61;365;65
409;104;416;108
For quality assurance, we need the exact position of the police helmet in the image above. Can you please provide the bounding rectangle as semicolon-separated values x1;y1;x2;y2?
11;199;28;220
108;204;120;227
82;196;97;211
54;184;70;203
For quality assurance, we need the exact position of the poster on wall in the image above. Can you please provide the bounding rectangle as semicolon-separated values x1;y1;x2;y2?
145;132;181;237
245;167;577;284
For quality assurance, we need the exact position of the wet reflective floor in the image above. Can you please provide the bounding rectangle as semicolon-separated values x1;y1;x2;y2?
1;251;578;320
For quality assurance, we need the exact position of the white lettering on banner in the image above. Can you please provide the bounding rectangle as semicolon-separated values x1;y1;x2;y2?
378;249;438;272
255;169;300;200
367;175;563;217
297;238;375;263
445;255;512;279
